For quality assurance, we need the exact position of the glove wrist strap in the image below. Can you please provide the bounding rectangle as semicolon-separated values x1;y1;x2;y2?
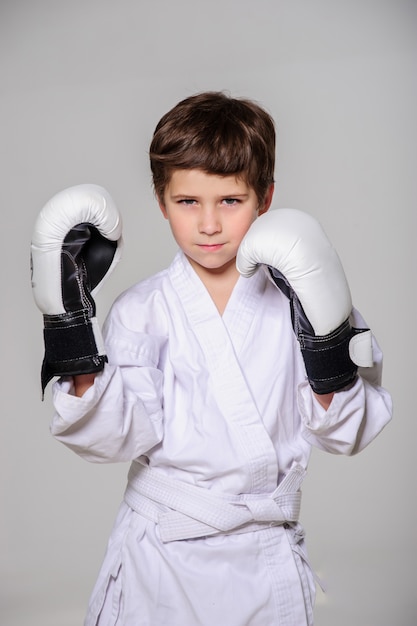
300;320;367;394
41;310;106;394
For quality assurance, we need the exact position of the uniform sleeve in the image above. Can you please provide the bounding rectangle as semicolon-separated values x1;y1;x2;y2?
297;308;393;455
50;289;165;463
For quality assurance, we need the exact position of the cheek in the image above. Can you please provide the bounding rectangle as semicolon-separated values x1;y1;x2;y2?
168;217;190;243
235;212;258;238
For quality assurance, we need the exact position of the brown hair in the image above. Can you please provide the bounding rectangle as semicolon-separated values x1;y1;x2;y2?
149;91;275;204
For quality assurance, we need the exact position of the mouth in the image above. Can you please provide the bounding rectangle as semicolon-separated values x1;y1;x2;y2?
197;243;224;251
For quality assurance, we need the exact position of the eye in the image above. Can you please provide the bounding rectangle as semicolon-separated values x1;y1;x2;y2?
222;198;241;206
178;198;197;206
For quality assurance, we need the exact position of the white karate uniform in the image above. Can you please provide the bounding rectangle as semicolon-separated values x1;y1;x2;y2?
51;251;392;626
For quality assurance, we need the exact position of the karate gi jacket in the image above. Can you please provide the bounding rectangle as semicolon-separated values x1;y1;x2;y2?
51;251;392;626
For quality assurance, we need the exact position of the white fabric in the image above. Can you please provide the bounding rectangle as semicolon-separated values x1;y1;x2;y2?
51;250;392;626
124;461;305;542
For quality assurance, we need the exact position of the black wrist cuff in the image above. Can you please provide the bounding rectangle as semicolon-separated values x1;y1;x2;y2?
41;310;106;394
300;319;359;394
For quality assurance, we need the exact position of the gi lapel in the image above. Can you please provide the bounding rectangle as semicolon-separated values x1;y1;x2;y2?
169;252;278;493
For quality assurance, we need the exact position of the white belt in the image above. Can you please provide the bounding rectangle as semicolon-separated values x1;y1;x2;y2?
124;462;306;542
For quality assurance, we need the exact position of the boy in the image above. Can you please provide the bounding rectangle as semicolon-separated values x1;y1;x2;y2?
31;92;392;625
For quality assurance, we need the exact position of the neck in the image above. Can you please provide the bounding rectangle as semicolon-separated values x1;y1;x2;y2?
186;256;240;315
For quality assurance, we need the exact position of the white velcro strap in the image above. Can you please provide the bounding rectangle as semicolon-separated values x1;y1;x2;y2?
349;330;373;367
91;317;106;357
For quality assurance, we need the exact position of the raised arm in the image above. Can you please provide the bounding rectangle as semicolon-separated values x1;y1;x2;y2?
31;184;123;396
237;208;373;400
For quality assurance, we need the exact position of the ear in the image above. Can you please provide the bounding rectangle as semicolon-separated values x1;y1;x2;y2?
258;183;275;216
157;196;168;219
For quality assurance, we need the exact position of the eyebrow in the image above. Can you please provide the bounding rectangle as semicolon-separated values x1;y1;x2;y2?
170;193;250;200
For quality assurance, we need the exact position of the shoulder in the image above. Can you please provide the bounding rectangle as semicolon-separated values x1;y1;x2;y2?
108;266;171;333
104;252;192;334
117;266;168;304
113;251;187;305
102;266;173;366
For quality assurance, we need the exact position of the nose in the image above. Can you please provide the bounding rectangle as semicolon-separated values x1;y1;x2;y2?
198;205;221;235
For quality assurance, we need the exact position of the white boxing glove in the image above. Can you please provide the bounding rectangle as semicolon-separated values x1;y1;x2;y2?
31;184;123;395
237;208;372;394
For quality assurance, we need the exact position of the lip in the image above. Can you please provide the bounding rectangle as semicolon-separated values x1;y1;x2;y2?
197;243;224;252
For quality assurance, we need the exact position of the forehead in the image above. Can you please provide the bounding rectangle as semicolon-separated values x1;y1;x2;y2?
165;169;252;196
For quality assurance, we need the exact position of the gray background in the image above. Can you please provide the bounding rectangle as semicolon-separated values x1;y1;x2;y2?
1;1;415;624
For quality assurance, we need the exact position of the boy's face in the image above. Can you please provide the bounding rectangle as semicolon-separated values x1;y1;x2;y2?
159;169;273;280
